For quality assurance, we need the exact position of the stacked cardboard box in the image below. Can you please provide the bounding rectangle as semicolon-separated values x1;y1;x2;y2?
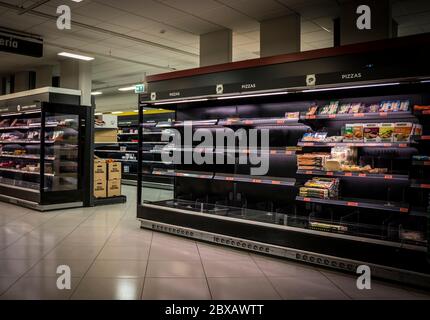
93;159;122;198
95;129;118;143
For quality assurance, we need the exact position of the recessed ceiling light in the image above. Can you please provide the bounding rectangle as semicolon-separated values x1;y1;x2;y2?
58;52;94;61
71;0;83;2
118;86;136;92
133;110;139;112
91;91;103;96
95;112;103;116
111;111;124;114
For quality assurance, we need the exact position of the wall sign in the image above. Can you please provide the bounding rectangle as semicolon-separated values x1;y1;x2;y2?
0;31;43;58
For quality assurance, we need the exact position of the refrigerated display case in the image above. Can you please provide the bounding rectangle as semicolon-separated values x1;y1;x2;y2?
0;88;93;210
137;33;430;288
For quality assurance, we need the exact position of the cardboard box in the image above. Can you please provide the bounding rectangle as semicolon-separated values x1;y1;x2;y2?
107;179;121;197
94;179;107;198
94;160;107;180
95;129;118;143
108;162;122;180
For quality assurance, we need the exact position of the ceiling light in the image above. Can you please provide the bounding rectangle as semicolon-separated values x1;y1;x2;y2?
111;111;124;114
91;91;103;96
301;82;400;93
118;86;136;92
71;0;83;2
95;113;103;116
420;80;430;83
133;110;139;112
58;52;94;61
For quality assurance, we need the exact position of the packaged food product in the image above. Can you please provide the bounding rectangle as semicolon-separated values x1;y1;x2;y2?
344;124;354;142
306;104;318;116
399;101;410;112
352;124;364;141
391;101;401;112
363;123;380;142
338;104;351;114
412;123;423;136
393;123;413;142
331;146;355;164
379;101;392;112
285;112;300;119
379;123;394;142
349;103;364;114
367;104;380;113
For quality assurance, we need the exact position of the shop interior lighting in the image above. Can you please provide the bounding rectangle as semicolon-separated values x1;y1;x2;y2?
111;111;124;114
118;86;137;92
91;92;103;96
58;52;94;61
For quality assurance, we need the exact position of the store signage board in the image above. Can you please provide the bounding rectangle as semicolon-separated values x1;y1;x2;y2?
0;31;43;58
0;104;40;115
135;84;146;94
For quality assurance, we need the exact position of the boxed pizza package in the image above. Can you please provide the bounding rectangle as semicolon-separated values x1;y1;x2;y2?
393;123;413;142
363;123;380;142
379;123;394;142
344;124;354;142
352;123;364;141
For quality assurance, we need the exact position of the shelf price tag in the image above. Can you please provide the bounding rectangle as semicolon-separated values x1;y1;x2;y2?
326;172;334;176
328;114;337;119
276;120;285;124
359;173;367;177
344;172;353;177
252;179;262;184
420;184;430;189
400;208;409;213
422;136;430;140
384;175;393;180
399;144;408;148
354;113;365;117
347;202;359;207
244;120;254;125
423;110;430;115
379;112;388;117
307;115;316;120
271;180;281;185
424;161;430;166
303;197;311;202
226;177;234;181
303;143;314;147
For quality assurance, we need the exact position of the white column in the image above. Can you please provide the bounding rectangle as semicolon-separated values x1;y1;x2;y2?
35;65;53;88
14;71;30;92
60;60;92;106
200;29;233;67
260;14;301;57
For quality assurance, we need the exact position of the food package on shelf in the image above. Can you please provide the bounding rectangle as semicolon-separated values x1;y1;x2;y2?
285;112;300;119
414;105;430;111
330;146;357;164
343;124;354;142
379;123;394;142
348;103;364;114
324;136;344;143
412;123;423;136
393;123;413;142
352;124;364;141
306;104;319;116
302;131;328;142
297;153;330;170
363;123;380;142
300;177;339;199
319;101;339;115
367;104;380;113
338;104;351;114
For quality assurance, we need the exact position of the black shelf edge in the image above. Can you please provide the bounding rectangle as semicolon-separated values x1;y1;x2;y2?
152;170;213;179
412;160;430;166
298;141;412;148
301;111;414;121
94;149;137;153
297;170;409;181
219;118;300;126
296;196;410;213
94;195;127;206
410;180;430;189
214;173;296;186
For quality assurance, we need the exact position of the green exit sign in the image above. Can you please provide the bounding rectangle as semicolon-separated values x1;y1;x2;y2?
135;84;146;94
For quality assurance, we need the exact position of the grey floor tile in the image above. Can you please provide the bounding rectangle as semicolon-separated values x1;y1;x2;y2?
71;277;144;300
44;245;103;260
149;241;200;261
142;278;211;300
252;254;322;278
198;243;253;261
86;260;147;278
0;277;18;295
26;259;94;278
202;259;264;277
208;277;281;300
97;245;150;260
146;260;205;278
268;276;350;300
0;244;53;260
0;259;39;277
322;270;430;300
1;276;80;300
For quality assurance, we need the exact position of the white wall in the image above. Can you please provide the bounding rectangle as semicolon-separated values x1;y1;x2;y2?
94;92;138;112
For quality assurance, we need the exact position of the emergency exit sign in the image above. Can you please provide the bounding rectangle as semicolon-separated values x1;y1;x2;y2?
135;84;146;94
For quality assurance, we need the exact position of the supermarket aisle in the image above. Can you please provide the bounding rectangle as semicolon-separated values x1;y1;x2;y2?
0;186;429;300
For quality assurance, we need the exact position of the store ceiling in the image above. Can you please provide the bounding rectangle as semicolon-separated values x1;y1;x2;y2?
0;0;430;109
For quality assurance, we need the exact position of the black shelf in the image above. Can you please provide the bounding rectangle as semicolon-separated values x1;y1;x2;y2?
298;141;412;148
297;170;409;181
296;196;410;213
94;195;127;206
214;173;296;186
301;111;413;121
410;180;430;189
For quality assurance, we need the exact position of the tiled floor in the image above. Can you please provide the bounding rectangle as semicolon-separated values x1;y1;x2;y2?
0;185;429;300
